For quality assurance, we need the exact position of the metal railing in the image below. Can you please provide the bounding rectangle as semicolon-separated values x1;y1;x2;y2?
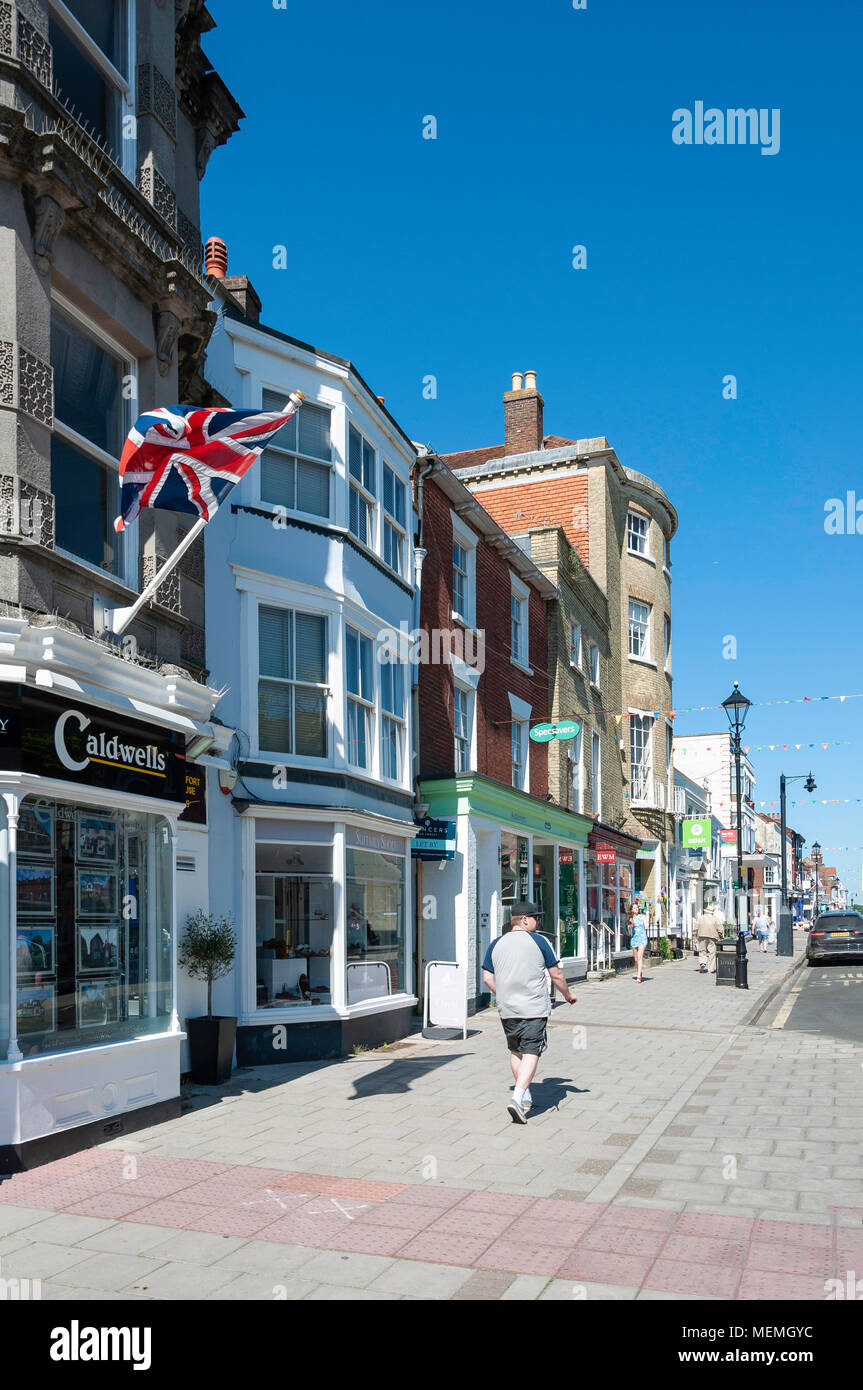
588;921;614;972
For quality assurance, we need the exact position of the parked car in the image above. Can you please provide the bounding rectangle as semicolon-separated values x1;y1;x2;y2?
805;910;863;965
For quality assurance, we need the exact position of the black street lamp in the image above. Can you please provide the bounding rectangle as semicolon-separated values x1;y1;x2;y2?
722;681;752;988
777;771;815;956
812;841;821;921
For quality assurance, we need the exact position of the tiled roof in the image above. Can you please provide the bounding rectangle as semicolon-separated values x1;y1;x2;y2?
444;444;506;471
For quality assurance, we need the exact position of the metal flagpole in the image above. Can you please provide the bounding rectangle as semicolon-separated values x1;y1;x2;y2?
110;515;207;636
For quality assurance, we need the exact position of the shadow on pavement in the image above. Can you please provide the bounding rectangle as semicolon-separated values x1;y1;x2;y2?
529;1075;589;1114
348;1055;465;1099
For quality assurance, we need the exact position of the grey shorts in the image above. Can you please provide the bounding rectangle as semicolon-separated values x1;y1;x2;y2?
501;1017;548;1056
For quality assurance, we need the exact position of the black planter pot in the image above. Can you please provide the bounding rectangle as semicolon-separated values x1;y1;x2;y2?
186;1016;237;1085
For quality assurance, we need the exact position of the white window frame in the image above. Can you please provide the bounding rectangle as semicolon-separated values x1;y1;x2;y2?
258;388;333;522
630;714;654;798
382;462;408;579
664;613;671;671
256;599;331;765
508;691;532;793
589;642;600;688
49;0;136;178
570;623;582;669
50;291;137;592
571;725;583;812
510;572;530;672
626;509;650;558
591;731;601;817
453;684;473;773
628;599;652;661
348;423;378;551
380;653;407;785
451;511;477;629
345;625;374;771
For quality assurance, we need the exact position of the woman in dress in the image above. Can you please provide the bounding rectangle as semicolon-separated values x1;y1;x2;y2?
628;900;649;983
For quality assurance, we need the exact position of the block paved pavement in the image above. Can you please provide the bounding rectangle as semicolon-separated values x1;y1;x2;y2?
1;930;861;1301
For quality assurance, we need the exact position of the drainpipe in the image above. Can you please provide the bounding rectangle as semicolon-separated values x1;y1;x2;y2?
412;449;437;1006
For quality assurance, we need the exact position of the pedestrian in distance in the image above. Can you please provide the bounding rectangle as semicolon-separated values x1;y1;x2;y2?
628;900;648;983
481;901;576;1124
753;908;770;953
695;902;724;974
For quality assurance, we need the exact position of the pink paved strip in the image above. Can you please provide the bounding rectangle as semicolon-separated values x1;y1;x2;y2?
0;1152;849;1299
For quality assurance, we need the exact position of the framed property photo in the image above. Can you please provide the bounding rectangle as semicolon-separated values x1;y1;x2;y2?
78;924;122;974
18;801;54;857
16;925;55;976
78;976;123;1029
16;862;55;915
77;814;118;864
76;870;117;918
16;984;56;1035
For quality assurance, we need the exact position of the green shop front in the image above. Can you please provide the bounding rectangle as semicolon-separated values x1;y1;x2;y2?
418;775;594;1009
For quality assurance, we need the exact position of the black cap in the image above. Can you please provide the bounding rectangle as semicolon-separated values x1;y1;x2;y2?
509;900;542;920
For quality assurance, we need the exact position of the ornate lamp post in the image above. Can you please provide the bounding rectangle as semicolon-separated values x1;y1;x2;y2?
777;771;815;956
811;841;821;921
722;681;752;988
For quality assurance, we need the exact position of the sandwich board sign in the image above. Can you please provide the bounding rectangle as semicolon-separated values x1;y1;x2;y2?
422;960;467;1040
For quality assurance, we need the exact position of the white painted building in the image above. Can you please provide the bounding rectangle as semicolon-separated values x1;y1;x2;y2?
200;288;419;1061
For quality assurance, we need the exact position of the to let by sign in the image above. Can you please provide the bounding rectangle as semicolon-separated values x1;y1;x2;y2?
412;817;455;860
719;829;737;844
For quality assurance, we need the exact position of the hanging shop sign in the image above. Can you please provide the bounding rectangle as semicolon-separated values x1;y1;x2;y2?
682;817;711;848
411;816;455;860
530;720;581;743
0;685;185;802
180;764;207;825
719;829;737;844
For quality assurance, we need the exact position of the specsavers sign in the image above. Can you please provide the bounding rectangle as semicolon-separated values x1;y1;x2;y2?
682;817;711;849
0;685;185;801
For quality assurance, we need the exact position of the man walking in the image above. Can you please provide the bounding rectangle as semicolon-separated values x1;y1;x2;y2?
694;901;724;974
482;901;576;1124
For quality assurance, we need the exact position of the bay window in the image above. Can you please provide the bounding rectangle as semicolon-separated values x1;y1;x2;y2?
260;390;331;518
258;605;328;757
380;656;405;782
627;510;649;556
629;599;651;660
383;465;407;577
345;627;373;768
348;425;376;546
630;715;653;799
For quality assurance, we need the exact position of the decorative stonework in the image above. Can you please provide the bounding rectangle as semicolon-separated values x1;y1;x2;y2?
0;474;54;548
137;62;177;139
32;193;65;274
18;345;53;426
0;3;13;58
180;621;205;670
17;10;52;87
137;160;177;229
142;553;181;614
0;340;13;409
176;208;203;267
194;125;217;180
0;340;53;427
155;309;181;377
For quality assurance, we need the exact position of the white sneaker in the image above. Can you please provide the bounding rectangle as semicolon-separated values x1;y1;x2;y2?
522;1091;533;1113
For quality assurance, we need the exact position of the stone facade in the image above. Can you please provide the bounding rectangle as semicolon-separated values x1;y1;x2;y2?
0;0;241;675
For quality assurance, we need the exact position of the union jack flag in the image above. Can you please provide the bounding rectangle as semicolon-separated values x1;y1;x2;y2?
114;396;303;533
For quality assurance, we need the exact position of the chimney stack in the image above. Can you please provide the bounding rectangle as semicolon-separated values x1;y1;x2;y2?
223;275;262;324
504;369;544;455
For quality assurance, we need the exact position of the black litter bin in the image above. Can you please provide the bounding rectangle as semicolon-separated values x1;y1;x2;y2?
715;949;737;986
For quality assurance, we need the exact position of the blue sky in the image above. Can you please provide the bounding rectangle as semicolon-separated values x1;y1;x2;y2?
202;0;863;898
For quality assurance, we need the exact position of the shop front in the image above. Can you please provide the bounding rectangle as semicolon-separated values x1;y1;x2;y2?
0;683;193;1172
420;775;594;1004
586;826;641;964
233;807;416;1063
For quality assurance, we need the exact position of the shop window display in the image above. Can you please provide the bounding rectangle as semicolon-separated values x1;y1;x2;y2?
345;849;405;1001
501;833;529;929
14;796;172;1056
255;843;333;1006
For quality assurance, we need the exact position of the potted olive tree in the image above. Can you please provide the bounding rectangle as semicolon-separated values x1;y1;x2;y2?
179;910;238;1085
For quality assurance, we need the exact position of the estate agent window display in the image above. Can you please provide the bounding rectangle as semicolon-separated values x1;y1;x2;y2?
14;795;173;1056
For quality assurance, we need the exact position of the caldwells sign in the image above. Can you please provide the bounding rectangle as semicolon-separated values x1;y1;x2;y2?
0;685;185;801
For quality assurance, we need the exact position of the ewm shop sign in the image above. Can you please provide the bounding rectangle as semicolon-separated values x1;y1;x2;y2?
0;685;185;801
